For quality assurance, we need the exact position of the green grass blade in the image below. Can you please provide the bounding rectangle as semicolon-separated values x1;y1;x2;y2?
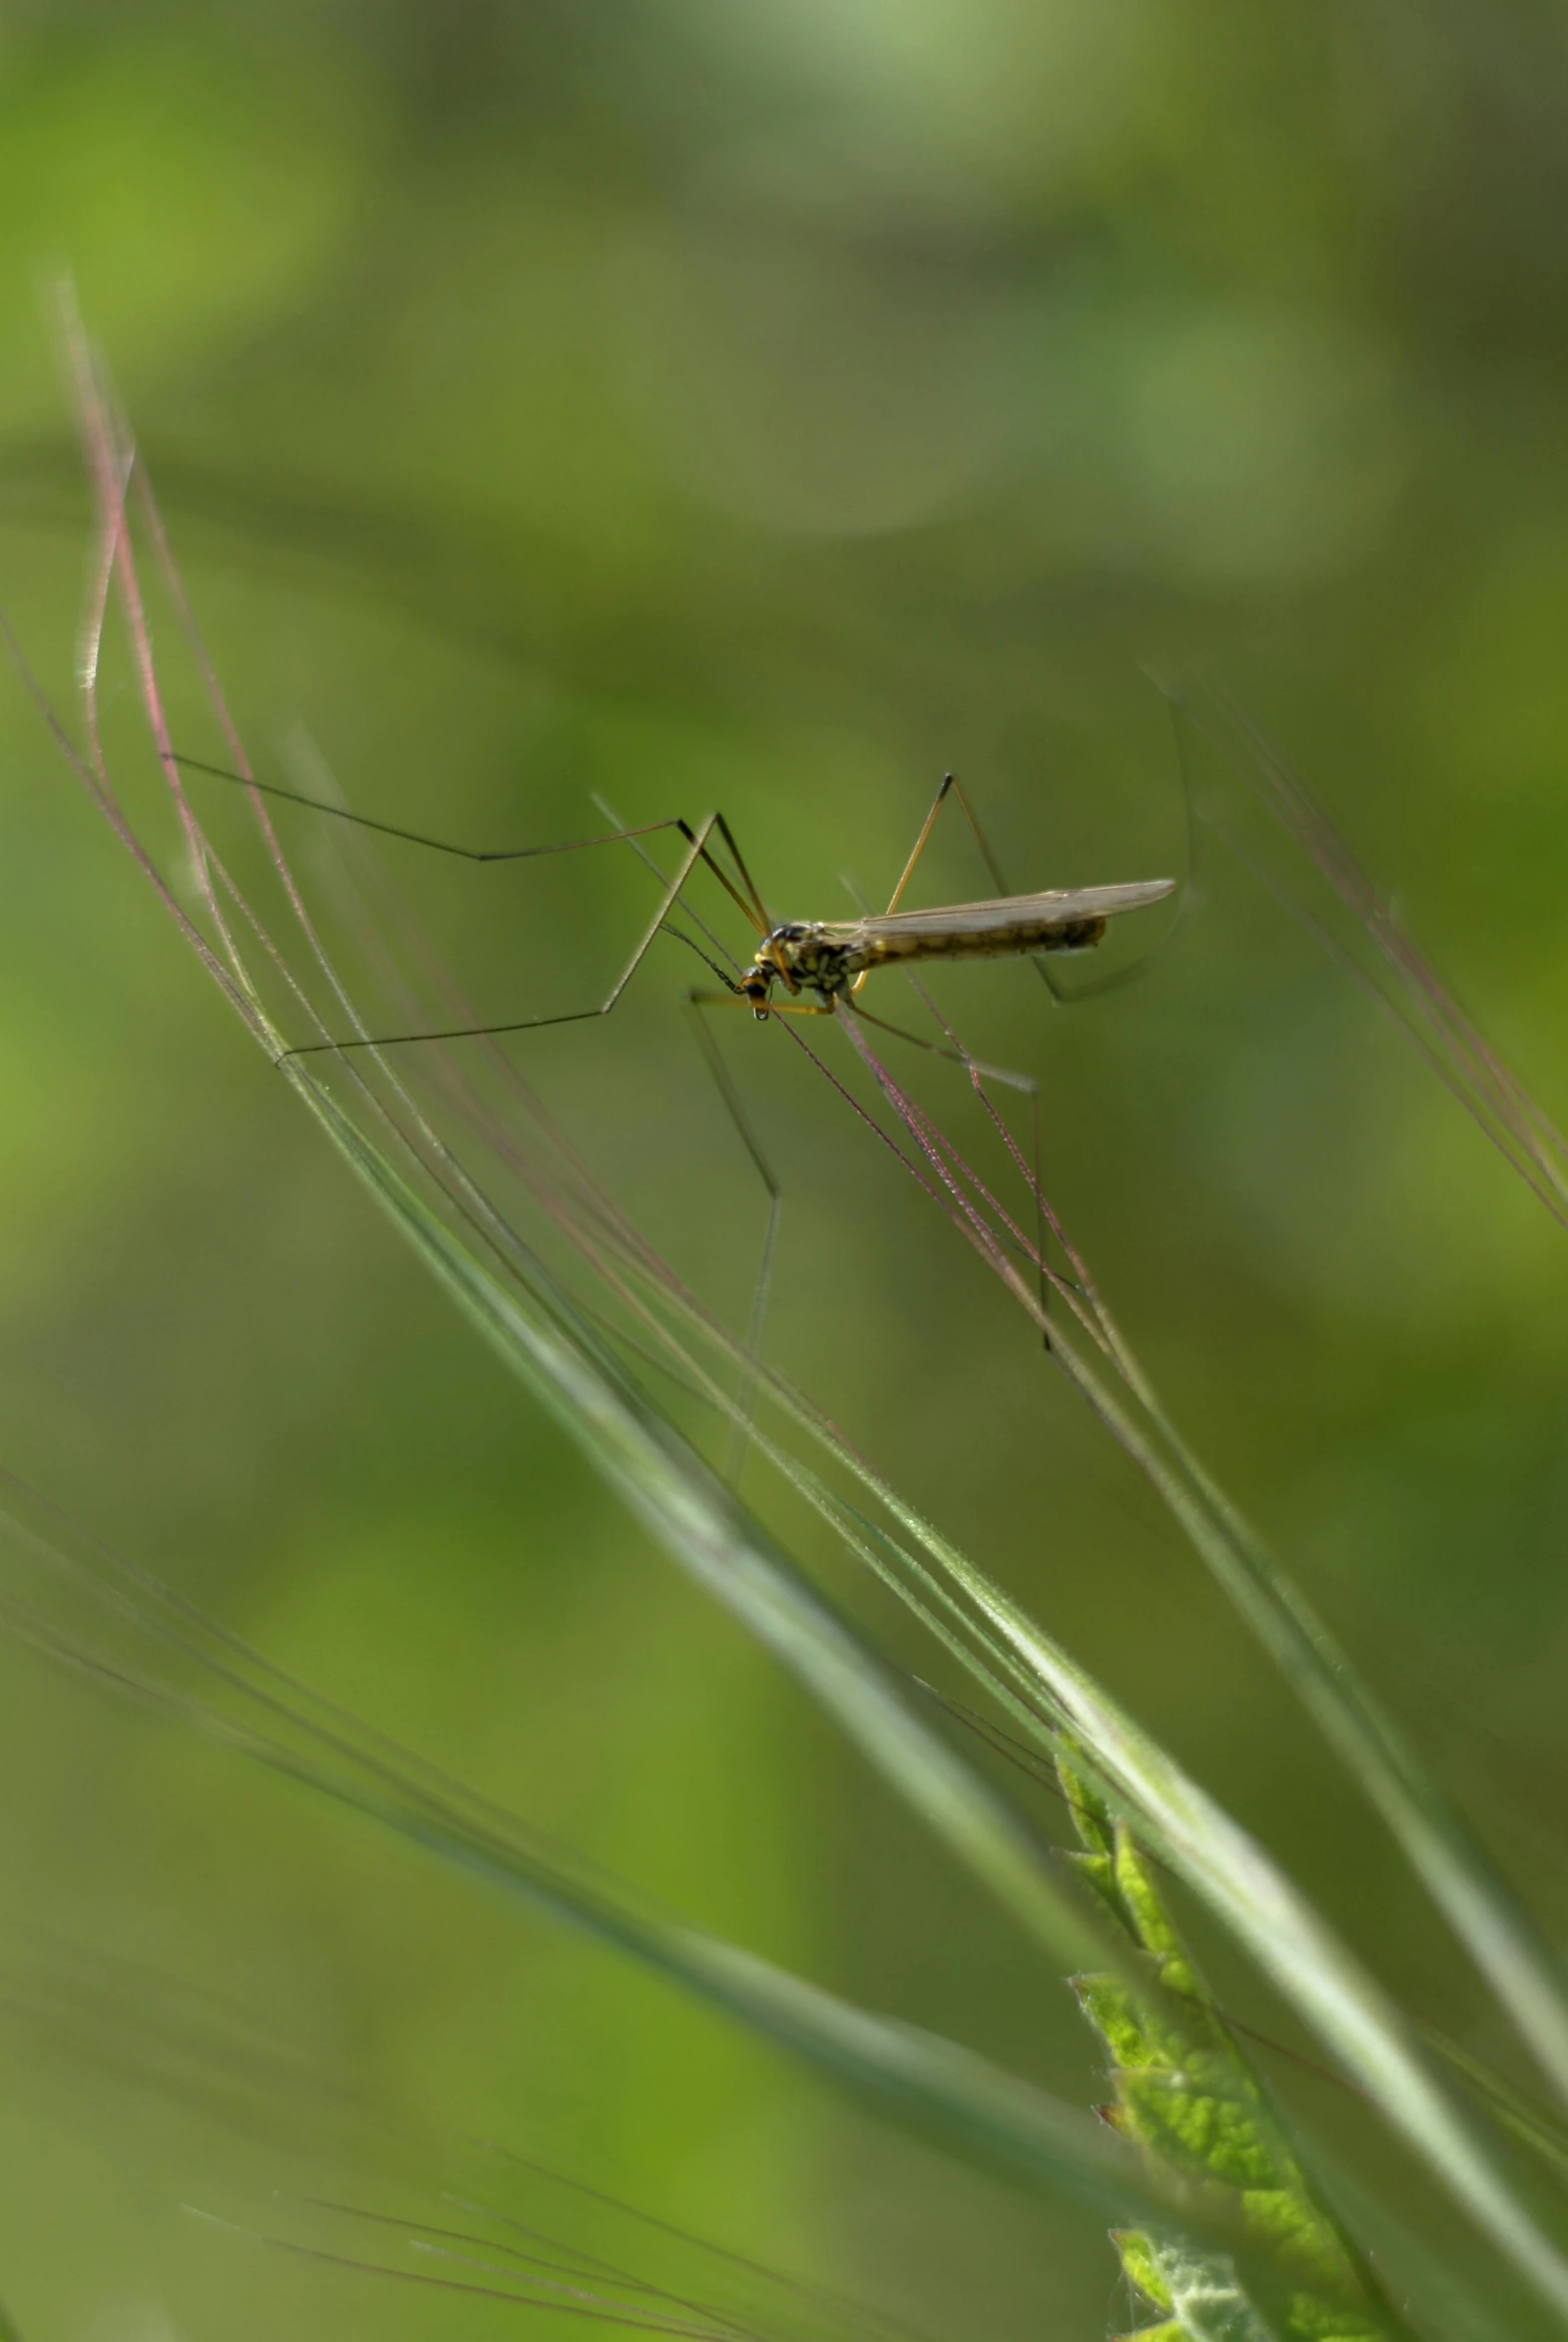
307;1084;1568;2322
1134;696;1568;2106
766;1429;1568;2324
1421;2023;1568;2192
292;1068;1125;1988
833;1000;1568;2131
0;1494;1280;2278
1142;1377;1568;2123
1054;1297;1568;2109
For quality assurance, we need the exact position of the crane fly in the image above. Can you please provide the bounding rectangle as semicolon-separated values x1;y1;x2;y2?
167;760;1177;1054
168;754;1180;1429
679;771;1176;1034
731;880;1176;1021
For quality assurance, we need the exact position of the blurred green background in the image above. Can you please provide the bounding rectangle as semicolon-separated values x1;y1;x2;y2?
3;1;1568;2333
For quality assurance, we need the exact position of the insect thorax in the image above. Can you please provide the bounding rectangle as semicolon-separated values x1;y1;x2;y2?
766;923;859;999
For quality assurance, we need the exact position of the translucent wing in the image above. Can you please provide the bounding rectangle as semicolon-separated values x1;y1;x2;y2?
821;878;1176;947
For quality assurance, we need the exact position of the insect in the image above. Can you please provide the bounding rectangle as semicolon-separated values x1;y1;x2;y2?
729;880;1176;1022
666;772;1176;1040
171;754;1179;1423
168;761;1178;1058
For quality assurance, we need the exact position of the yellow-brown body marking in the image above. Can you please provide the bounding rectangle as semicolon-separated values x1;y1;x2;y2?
738;881;1174;1019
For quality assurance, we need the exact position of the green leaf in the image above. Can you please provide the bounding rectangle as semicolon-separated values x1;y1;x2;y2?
1115;2228;1176;2311
1064;1767;1391;2342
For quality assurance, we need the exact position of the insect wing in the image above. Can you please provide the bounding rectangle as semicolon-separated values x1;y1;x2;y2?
824;878;1176;947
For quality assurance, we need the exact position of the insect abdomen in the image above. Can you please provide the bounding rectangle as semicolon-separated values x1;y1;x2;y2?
858;916;1107;969
1039;916;1106;954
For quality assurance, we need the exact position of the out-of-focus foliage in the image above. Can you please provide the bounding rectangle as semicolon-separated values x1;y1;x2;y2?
3;2;1568;2337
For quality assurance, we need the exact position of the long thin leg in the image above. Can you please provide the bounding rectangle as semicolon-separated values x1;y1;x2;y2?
276;809;764;1061
869;759;1192;1005
684;997;781;1489
843;994;1037;1093
1028;1078;1051;1350
177;753;690;869
879;770;1017;915
597;806;788;1483
1048;689;1197;1001
851;771;1067;999
846;778;1058;1323
879;771;958;918
688;992;836;1020
587;790;768;987
219;733;792;1474
845;988;1051;1339
177;754;774;1052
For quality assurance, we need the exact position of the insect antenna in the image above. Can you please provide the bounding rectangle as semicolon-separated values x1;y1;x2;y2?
661;928;745;994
